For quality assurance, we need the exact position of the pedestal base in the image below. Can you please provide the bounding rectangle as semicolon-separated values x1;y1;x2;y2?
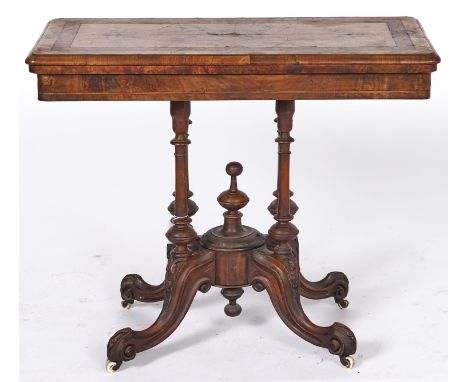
107;238;356;372
106;102;356;373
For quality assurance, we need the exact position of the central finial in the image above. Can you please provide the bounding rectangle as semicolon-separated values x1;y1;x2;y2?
199;161;264;250
226;161;242;192
217;162;249;235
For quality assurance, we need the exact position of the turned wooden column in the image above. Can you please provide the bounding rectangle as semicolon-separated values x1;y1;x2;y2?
268;100;299;256
168;119;199;218
165;101;198;257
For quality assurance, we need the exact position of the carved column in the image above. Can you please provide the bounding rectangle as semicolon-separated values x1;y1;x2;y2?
267;189;299;252
167;116;199;258
167;117;199;218
267;100;299;262
165;101;198;258
268;190;299;218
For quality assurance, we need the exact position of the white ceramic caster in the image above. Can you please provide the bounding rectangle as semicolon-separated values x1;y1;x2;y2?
341;356;355;369
106;361;118;373
121;301;132;310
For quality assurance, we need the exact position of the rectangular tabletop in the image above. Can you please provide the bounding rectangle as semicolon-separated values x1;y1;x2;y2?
26;17;440;101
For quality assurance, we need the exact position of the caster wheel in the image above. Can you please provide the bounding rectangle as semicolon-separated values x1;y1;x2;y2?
121;301;132;310
340;356;355;369
337;299;349;309
106;360;119;373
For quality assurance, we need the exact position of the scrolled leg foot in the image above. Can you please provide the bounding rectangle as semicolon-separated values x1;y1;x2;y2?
198;281;212;293
300;271;350;308
120;274;165;307
327;322;357;361
106;327;136;371
107;252;214;370
290;238;350;309
251;251;356;366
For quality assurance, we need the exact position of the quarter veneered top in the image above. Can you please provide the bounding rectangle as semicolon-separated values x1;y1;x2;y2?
26;17;440;67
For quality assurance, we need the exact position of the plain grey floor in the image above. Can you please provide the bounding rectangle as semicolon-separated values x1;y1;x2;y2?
20;96;447;381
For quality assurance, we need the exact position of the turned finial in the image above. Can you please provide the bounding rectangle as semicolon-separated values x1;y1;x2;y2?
218;162;249;212
200;161;265;251
226;161;242;176
217;162;249;235
226;161;243;192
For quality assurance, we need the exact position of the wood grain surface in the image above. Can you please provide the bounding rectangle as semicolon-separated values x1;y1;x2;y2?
27;17;439;65
26;17;440;100
36;73;431;100
25;19;441;371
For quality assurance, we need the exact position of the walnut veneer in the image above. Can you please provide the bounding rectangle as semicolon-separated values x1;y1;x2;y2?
26;17;440;372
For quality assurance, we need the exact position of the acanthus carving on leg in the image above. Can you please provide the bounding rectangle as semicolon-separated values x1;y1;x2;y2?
258;100;356;366
107;251;214;371
106;100;215;372
276;251;300;289
107;98;357;372
251;251;356;366
162;251;192;309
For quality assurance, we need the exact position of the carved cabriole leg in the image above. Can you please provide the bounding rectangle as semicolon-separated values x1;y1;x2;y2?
290;238;349;307
299;272;350;308
269;192;349;305
260;100;356;366
290;231;350;307
250;251;356;366
107;251;214;371
120;106;200;308
107;101;214;371
267;107;350;308
120;275;165;308
122;115;200;306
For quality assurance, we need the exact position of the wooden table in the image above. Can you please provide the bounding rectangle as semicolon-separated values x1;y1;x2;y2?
26;17;440;372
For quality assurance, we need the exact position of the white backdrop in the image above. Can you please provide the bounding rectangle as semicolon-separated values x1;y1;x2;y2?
19;1;447;381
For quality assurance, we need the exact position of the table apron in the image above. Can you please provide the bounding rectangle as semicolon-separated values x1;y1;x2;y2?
36;73;431;101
